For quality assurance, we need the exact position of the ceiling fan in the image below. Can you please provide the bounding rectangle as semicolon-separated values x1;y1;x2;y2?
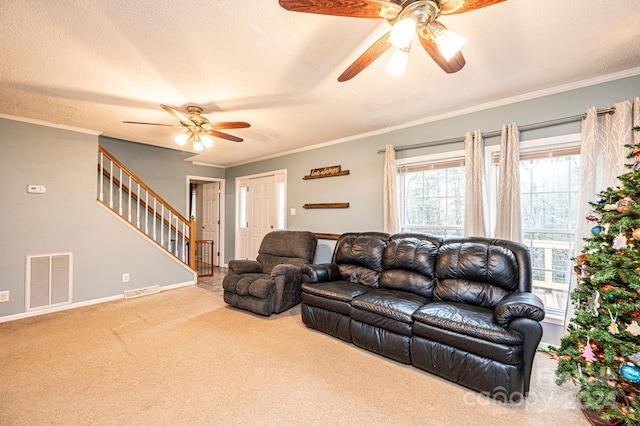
278;0;505;81
124;104;250;152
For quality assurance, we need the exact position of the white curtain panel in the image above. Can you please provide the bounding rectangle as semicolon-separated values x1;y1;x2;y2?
495;123;522;242
463;129;487;237
564;97;640;328
383;144;400;234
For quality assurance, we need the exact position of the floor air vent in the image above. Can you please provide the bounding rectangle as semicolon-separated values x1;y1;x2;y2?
124;285;160;299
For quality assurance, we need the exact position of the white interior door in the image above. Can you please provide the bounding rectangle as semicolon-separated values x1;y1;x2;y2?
202;182;220;266
247;175;276;260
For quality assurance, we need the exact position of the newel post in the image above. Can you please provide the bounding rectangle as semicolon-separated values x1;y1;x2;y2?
189;216;197;270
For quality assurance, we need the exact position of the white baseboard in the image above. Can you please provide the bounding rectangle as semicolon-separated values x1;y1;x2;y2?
0;280;196;324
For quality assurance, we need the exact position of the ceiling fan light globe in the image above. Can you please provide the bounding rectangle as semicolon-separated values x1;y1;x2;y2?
201;134;214;148
428;22;466;61
193;140;204;152
389;18;417;49
175;132;190;147
385;47;410;77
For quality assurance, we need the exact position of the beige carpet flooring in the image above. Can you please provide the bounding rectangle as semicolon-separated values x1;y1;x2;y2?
0;273;588;425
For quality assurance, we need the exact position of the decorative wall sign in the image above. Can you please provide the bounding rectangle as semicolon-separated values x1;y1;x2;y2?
302;203;349;209
303;165;350;180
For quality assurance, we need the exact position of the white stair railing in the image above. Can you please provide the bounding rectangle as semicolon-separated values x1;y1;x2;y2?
97;146;196;269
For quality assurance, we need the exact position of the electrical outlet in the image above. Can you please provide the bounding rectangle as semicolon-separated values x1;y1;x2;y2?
0;291;9;302
122;273;130;283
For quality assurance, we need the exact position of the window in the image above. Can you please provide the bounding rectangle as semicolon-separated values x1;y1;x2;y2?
238;186;247;229
398;134;581;318
277;181;286;230
488;135;580;318
398;152;465;237
508;142;580;317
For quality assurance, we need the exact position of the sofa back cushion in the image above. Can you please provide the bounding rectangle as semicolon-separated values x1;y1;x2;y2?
380;236;439;298
332;232;390;287
257;230;318;274
433;239;521;308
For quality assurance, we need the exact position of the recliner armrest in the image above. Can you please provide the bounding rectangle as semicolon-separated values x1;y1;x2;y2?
302;263;340;283
494;292;545;326
228;259;263;274
271;263;301;279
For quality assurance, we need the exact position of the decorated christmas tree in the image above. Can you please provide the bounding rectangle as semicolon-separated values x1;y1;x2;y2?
556;126;640;425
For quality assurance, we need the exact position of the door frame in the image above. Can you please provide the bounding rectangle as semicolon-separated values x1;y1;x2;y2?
186;175;225;268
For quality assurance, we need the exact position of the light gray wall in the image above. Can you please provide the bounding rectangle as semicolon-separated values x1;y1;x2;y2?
0;119;196;319
223;74;640;264
99;137;225;217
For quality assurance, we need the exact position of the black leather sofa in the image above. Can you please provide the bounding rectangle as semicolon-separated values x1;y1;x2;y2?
301;232;545;400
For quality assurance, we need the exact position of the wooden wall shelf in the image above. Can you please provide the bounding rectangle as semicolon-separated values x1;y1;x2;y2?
313;233;341;240
303;170;350;180
303;203;349;209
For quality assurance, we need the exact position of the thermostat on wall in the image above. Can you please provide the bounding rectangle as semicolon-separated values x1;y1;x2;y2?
26;184;46;194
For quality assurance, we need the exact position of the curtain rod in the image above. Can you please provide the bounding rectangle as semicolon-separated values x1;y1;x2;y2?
377;107;616;154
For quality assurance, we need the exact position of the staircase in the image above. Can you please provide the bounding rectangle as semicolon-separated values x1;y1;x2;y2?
97;146;196;270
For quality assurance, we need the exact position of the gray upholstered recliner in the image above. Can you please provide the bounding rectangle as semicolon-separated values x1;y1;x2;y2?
222;230;318;316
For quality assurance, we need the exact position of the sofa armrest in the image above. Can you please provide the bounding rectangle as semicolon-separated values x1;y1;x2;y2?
302;263;340;283
494;292;545;326
228;259;262;274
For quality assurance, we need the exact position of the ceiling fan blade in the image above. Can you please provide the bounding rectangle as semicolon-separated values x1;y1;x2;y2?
418;23;465;73
439;0;506;15
122;121;181;127
206;130;244;143
160;104;196;127
207;121;251;130
338;32;392;82
279;0;400;19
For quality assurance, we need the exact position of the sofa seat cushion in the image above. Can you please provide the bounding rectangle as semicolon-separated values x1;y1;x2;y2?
413;302;522;345
351;289;428;336
301;280;371;302
301;280;372;316
223;273;269;295
413;302;523;365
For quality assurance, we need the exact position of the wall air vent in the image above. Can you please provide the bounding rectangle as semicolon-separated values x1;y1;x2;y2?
26;253;73;311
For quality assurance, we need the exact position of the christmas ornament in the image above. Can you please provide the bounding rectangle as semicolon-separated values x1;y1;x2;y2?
590;225;603;235
620;363;640;383
574;255;588;279
630;352;640;367
613;233;628;249
633;228;640;240
585;210;602;222
627;309;640;336
607;308;619;334
589;291;600;317
628;321;640;336
604;204;618;211
581;337;597;362
616;197;633;213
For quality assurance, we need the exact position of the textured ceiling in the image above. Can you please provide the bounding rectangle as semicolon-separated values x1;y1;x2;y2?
1;0;640;167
